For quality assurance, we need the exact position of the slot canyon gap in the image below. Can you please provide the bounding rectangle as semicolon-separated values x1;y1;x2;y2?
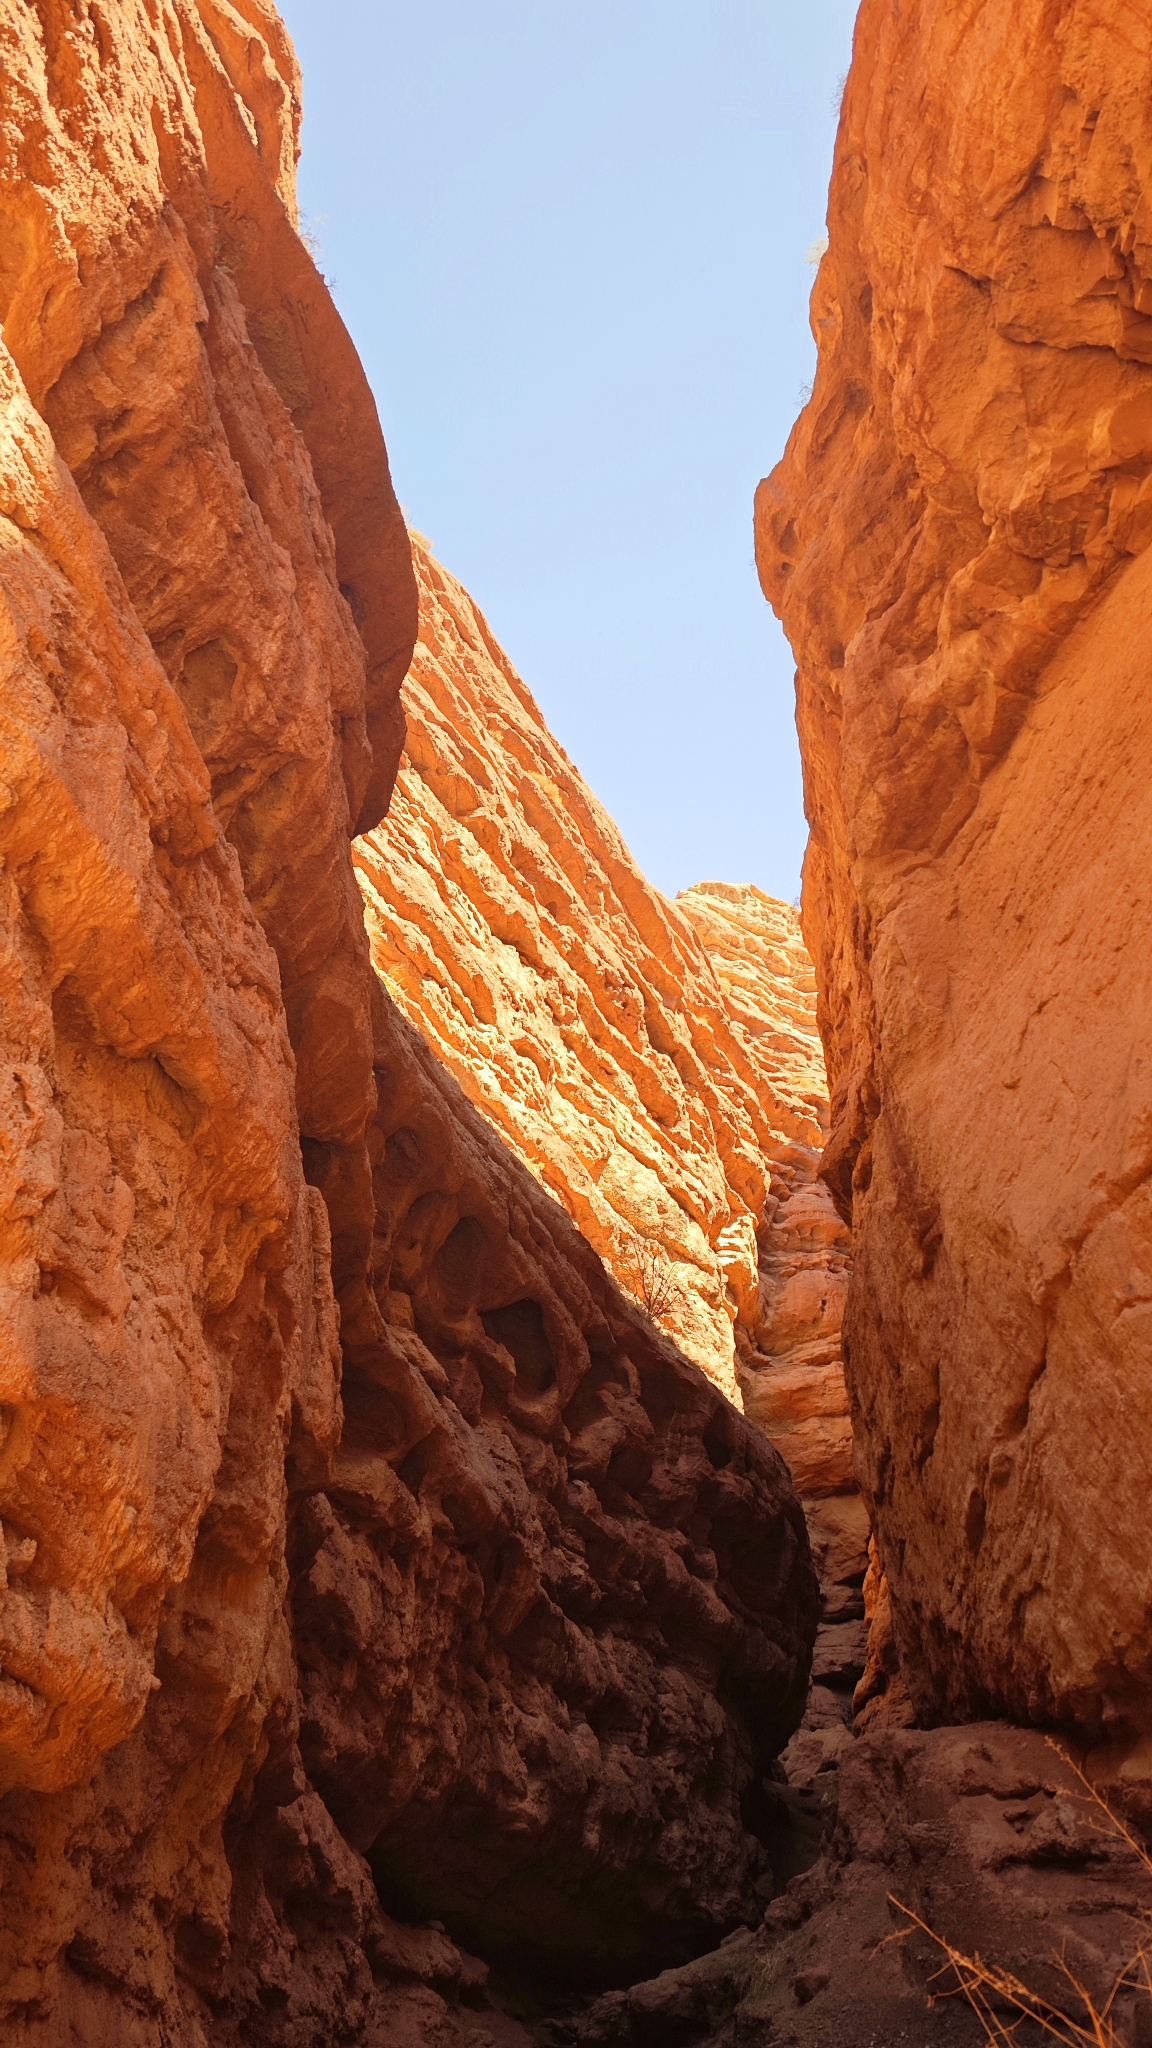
0;3;1151;2045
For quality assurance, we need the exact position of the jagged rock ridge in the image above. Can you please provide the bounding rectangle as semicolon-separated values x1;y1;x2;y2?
356;539;869;1785
355;540;842;1411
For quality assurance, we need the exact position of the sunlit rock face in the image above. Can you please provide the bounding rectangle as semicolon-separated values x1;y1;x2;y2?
0;0;413;2032
0;0;405;1821
357;542;849;1424
758;0;1152;1746
0;5;820;2038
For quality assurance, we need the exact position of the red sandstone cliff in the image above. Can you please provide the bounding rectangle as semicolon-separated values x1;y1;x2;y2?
355;541;843;1414
356;540;868;1815
757;0;1152;1764
0;5;819;2039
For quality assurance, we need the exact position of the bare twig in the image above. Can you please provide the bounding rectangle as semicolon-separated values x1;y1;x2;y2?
617;1227;688;1328
889;1748;1152;2048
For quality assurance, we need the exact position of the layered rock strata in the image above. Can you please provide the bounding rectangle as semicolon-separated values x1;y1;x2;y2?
0;3;820;2040
357;543;853;1456
356;546;868;1802
758;0;1152;1752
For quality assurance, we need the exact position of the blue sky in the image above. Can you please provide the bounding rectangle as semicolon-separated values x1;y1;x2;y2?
278;1;858;901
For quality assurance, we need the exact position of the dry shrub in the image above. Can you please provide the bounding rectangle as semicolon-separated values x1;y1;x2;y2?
617;1227;688;1329
890;1744;1152;2047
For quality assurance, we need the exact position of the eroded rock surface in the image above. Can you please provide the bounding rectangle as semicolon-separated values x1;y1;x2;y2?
354;547;867;1852
297;989;818;1975
758;0;1152;1750
356;544;840;1410
673;885;852;1495
0;5;820;2040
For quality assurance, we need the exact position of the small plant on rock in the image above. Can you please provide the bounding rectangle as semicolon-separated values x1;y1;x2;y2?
617;1227;688;1330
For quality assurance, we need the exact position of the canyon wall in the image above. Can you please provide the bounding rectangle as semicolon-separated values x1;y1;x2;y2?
0;4;820;2040
357;543;869;1792
758;0;1152;1756
355;540;838;1410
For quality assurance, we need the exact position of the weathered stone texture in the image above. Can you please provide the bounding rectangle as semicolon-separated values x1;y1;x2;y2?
0;0;397;1806
673;884;852;1499
297;989;818;1973
758;0;1152;1747
0;5;821;2040
357;542;848;1439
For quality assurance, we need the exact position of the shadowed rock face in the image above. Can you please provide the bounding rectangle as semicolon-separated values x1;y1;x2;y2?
296;990;818;1973
0;3;819;2038
573;1723;1152;2048
757;0;1152;1747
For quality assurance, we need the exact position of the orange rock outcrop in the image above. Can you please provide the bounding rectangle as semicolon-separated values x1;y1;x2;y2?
0;0;409;1808
758;0;1152;1751
357;542;849;1427
0;5;820;2039
357;547;869;1801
